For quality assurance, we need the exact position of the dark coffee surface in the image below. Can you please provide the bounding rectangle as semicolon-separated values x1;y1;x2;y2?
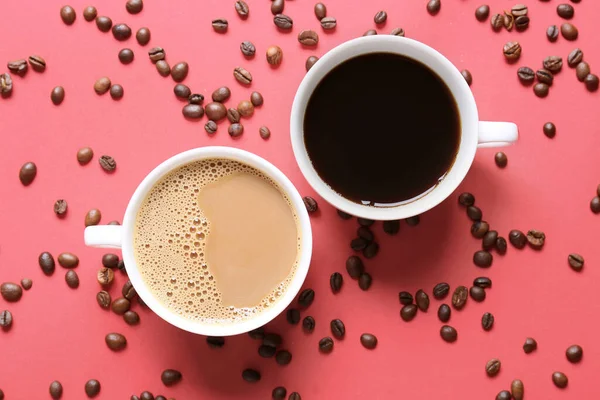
304;52;460;206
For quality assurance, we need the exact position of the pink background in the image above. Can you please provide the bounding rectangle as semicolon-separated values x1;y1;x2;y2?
1;0;599;398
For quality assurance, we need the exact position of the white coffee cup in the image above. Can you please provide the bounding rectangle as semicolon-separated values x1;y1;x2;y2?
84;147;313;336
291;36;518;221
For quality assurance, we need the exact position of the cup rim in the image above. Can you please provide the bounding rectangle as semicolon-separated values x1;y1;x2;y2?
121;146;313;336
290;36;479;221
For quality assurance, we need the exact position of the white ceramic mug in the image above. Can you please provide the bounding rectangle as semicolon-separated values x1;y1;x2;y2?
291;36;518;221
84;147;313;336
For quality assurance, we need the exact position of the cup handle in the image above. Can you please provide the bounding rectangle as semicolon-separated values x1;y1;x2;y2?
477;121;519;148
84;225;123;249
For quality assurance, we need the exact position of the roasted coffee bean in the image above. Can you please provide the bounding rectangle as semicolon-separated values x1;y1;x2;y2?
171;62;189;82
63;270;79;288
140;392;153;400
458;192;475;207
542;122;556;138
19;162;37;186
526;230;545;249
544;56;563;73
585;74;600;92
473;250;493;267
235;1;249;18
552;372;568;388
557;3;574;19
148;47;165;62
574;60;590;80
85;379;101;397
511;379;524;400
485;358;501;377
242;369;261;383
206;336;225;348
466;205;482;221
26;55;45;73
271;0;284;15
96;16;113;32
382;220;400;235
545;25;559;43
437;304;451;322
262;333;282;347
20;278;32;290
503;11;514;30
83;6;97;21
250;91;263;106
357;218;374;227
427;0;441;15
567;48;583;68
58;252;79;268
482;312;494;331
204;120;217;134
503;41;521;61
96;291;111;309
509;230;527;248
440;325;457;343
50;86;65;105
286;308;300;324
568;253;584;271
266;46;283;66
118;49;134;64
561;23;578;40
515;15;529;31
136;27;151;46
94;77;111;94
415;290;430;312
0;72;12;97
374;11;387;24
346;256;364;278
314;2;326;19
122;311;139;326
433;283;450;299
523;337;537;353
240;41;256;57
494;152;507;168
39;252;56;275
470;286;486;302
98;156;117;173
330;319;345;338
0;310;13;329
97;267;115;286
105;332;127;351
495;237;507;254
363;242;379;259
54;199;68;216
321;17;337;30
302;316;315;333
174;84;191;99
592;197;600;213
289;393;301;400
511;4;528;17
491;13;503;31
475;5;490;21
227;108;240;123
156;60;171;77
0;283;22;302
8;59;28;77
112;23;132;41
161;369;182;386
474;277;492;288
182;104;204;119
357;226;374;242
111;297;131;315
117;259;126;271
517;67;535;84
126;0;143;14
50;381;63;399
496;391;511;400
237;100;254;117
60;5;76;25
390;27;405;36
110;84;124;100
233;67;252;84
85;209;102;227
205;102;227;120
358;273;372;291
471;221;489;238
452;286;468;310
275;349;292;365
298;30;319;46
212;19;228;32
482;230;498;250
229;123;244;137
319;337;334;353
274;14;293;30
298;288;315;308
360;333;377;349
306;55;319;71
534;83;549;97
211;87;231;103
566;344;583;363
272;387;287;399
399;291;413;305
400;304;418;321
461;69;472;86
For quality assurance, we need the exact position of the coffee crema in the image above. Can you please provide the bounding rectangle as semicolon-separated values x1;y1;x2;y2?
134;159;301;325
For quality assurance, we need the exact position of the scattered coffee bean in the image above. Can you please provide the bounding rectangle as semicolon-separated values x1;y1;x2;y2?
511;379;524;400
363;29;377;36
112;23;132;41
330;319;345;338
212;19;228;32
274;14;293;30
96;16;112;32
250;91;263;107
319;337;334;353
533;83;549;98
405;215;420;226
298;30;319;46
83;6;97;21
458;192;475;207
1;283;22;302
399;291;413;305
509;230;527;248
546;25;559;42
94;77;111;94
298;288;315;308
481;312;494;331
557;3;574;19
526;230;545;249
140;392;153;400
58;252;79;268
382;220;400;235
136;27;151;46
496;237;507;254
111;297;131;315
289;393;301;400
235;1;249;18
204;120;217;134
50;381;63;399
568;253;584;271
415;289;430;311
96;291;111;309
148;47;165;62
84;379;101;398
473;250;493;267
503;41;521;61
515;15;529;31
302;316;315;333
400;304;418;321
39;252;56;275
433;283;450;299
321;17;337;30
536;69;553;85
0;310;13;329
314;3;326;20
360;333;377;349
161;369;182;386
271;0;284;15
20;278;32;290
358;273;372;291
28;55;46;73
97;267;115;286
272;386;287;399
287;308;300;324
503;12;514;30
473;277;492;288
206;336;225;348
494;152;507;168
363;242;379;259
171;62;189;82
0;72;13;97
374;11;387;24
182;104;204;119
544;56;563;73
85;208;102;226
470;286;486;302
576;61;590;82
240;41;256;57
358;218;374;227
233;67;252;84
566;344;583;363
121;281;136;301
105;332;127;351
471;221;489;238
346;256;364;278
390;27;405;36
552;372;568;388
54;199;68;216
523;337;537;353
263;332;281;347
467;205;482;221
591;197;600;213
238;100;254;117
229;123;244;137
511;4;528;17
561;23;578;40
110;84;124;100
485;358;501;377
19;162;37;186
475;5;490;21
496;391;511;400
242;369;261;383
427;0;441;15
174;84;191;100
126;0;144;14
65;270;79;288
8;59;28;77
275;349;292;365
60;5;76;25
118;48;134;64
452;286;468;309
305;55;319;71
440;325;457;342
438;304;451;322
156;60;171;77
491;13;503;31
461;69;472;86
205;102;227;120
585;74;600;92
211;87;231;103
482;230;498;250
543;122;556;138
567;49;583;68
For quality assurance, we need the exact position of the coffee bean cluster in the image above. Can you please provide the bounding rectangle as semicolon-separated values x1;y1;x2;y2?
487;4;530;33
3;55;47;100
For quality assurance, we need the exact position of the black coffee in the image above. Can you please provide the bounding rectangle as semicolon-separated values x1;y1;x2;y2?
304;52;460;206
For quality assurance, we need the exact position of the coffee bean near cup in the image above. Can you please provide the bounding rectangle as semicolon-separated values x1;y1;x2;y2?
291;36;519;220
85;147;312;336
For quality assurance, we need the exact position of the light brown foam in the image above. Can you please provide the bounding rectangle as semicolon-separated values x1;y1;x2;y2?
133;159;301;325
